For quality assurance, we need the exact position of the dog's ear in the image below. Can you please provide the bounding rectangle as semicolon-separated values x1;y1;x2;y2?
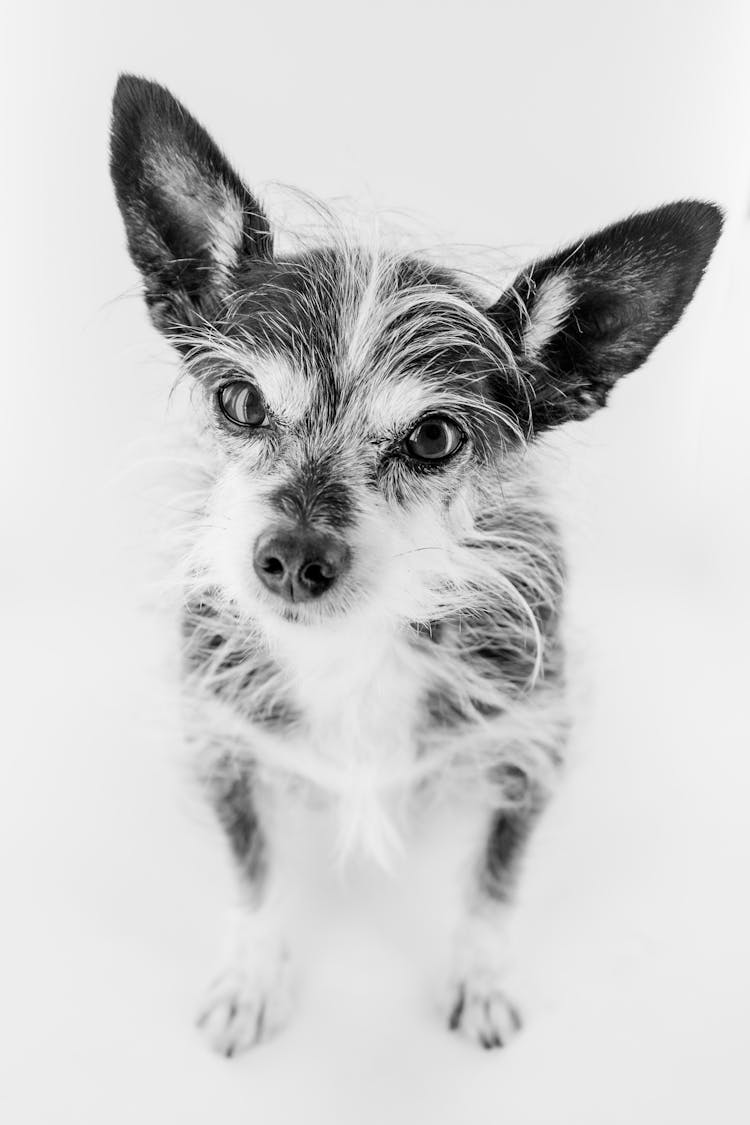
110;74;271;334
487;202;723;432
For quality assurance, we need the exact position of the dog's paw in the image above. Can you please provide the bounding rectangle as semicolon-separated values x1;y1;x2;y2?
447;978;522;1049
446;911;522;1049
196;947;293;1057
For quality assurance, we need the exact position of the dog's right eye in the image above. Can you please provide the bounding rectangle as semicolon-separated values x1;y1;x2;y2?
217;381;268;428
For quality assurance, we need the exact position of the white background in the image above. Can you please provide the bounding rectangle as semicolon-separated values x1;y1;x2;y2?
2;2;750;1122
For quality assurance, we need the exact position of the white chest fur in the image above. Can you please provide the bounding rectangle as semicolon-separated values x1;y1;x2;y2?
259;608;429;862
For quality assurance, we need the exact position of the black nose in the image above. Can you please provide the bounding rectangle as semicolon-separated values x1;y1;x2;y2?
253;528;351;603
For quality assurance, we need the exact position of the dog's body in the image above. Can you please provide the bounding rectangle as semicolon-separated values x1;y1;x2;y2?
110;75;722;1055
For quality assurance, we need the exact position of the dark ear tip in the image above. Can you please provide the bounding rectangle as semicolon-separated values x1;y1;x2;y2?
113;73;148;112
683;198;724;236
110;75;190;186
114;72;148;97
111;75;153;184
112;73;176;123
666;198;724;257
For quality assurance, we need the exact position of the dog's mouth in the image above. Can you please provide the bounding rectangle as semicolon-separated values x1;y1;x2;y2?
265;590;347;626
276;603;306;623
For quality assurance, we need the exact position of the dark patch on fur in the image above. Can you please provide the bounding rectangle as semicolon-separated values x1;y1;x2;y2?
419;513;566;730
183;599;298;729
268;456;356;530
424;685;472;727
206;755;268;888
479;805;536;903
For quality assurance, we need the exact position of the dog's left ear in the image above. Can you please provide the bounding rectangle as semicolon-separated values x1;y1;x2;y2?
487;201;723;432
110;74;272;335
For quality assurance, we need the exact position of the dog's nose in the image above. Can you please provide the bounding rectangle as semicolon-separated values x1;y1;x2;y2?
253;528;351;603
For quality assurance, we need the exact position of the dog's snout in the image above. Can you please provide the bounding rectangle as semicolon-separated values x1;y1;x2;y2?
253;528;351;603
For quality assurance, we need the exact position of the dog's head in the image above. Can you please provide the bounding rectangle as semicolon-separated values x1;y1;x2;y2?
110;75;722;630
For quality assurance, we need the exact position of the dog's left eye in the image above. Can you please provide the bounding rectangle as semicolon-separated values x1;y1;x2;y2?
217;381;267;427
405;415;464;461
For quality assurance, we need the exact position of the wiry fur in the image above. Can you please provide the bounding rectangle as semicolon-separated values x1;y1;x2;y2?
109;74;722;1053
173;238;568;864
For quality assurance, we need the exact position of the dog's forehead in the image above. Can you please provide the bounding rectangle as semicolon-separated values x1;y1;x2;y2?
229;247;498;431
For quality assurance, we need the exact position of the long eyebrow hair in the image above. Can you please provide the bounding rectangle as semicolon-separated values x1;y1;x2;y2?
169;229;532;457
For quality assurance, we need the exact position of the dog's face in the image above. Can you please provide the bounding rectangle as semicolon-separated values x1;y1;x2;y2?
110;76;722;629
178;247;529;627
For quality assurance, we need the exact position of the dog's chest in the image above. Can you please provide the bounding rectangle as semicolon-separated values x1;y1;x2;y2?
263;618;438;861
268;616;429;784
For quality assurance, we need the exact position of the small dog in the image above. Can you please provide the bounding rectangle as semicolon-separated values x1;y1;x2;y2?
110;74;722;1055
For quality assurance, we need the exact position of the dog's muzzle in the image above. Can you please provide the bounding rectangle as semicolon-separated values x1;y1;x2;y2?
253;526;351;603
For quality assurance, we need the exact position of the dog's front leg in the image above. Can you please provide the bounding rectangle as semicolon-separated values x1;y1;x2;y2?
448;796;539;1050
196;760;293;1056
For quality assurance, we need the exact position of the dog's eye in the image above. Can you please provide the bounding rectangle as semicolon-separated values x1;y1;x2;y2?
217;381;267;427
405;416;464;461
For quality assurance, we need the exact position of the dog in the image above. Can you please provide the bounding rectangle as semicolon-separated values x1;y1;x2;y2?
110;74;722;1055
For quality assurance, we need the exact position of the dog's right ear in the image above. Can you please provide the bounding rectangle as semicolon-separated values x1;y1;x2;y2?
110;74;271;334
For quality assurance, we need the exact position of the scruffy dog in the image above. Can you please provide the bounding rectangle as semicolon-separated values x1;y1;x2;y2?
110;75;721;1055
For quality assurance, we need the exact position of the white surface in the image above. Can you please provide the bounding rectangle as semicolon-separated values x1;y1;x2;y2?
3;2;750;1121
